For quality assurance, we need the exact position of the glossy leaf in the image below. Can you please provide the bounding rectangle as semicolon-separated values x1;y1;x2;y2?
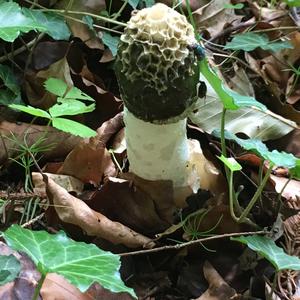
0;254;21;285
52;117;97;138
231;235;300;271
215;130;298;170
3;225;136;297
128;0;140;8
102;32;120;57
0;2;46;42
0;65;19;94
224;32;293;52
22;9;70;40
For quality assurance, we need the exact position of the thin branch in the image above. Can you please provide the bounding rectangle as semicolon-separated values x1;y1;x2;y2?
119;230;267;256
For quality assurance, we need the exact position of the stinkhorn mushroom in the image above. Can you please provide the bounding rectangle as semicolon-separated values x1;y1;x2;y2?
115;3;204;204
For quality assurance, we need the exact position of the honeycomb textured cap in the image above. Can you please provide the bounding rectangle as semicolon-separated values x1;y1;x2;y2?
115;3;199;122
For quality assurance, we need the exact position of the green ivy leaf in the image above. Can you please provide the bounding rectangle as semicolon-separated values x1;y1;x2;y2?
9;104;51;119
102;32;120;57
49;100;95;117
128;0;140;9
223;87;267;111
224;32;293;52
52;117;97;138
22;9;71;40
3;225;136;297
82;15;94;31
0;2;46;42
0;254;21;285
143;0;155;7
231;235;300;271
264;150;297;169
0;65;19;94
215;130;297;168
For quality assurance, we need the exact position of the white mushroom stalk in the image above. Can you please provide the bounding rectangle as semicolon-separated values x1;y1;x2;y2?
115;4;202;198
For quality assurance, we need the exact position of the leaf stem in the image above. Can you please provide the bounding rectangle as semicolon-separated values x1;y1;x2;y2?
32;273;46;300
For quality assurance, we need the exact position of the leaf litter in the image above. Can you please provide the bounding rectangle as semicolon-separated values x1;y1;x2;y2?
0;0;300;299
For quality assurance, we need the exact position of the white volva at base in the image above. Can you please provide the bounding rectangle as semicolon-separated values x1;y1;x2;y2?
124;108;199;189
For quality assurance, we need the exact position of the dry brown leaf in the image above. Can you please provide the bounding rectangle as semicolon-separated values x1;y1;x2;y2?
0;121;81;166
32;172;84;198
194;0;242;37
0;242;40;300
91;175;174;234
41;273;135;300
195;261;238;300
55;0;106;49
32;41;69;70
227;63;255;97
44;174;154;248
25;57;73;109
59;113;123;185
269;175;300;201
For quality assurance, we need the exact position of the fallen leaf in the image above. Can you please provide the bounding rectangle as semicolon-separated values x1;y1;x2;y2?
269;175;300;201
90;176;174;235
194;0;242;37
0;121;81;166
195;261;238;300
44;175;155;248
32;172;84;198
59;113;123;185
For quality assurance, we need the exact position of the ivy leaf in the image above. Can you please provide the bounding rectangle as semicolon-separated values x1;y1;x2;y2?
0;65;19;94
52;117;97;138
9;104;51;119
49;100;95;117
102;32;120;57
222;86;267;111
22;9;71;40
0;254;21;285
231;235;300;271
224;32;293;52
128;0;140;9
214;130;298;169
0;2;46;42
3;225;136;297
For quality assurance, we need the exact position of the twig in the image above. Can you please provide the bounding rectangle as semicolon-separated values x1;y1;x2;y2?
21;212;45;228
119;230;267;256
0;34;44;63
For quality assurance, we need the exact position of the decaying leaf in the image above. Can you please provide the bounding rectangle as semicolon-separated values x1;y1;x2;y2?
42;174;154;248
0;120;81;166
59;113;123;185
194;0;242;36
195;261;238;300
32;172;84;198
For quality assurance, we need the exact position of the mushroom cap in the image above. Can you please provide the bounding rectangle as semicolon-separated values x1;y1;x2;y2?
115;3;199;123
